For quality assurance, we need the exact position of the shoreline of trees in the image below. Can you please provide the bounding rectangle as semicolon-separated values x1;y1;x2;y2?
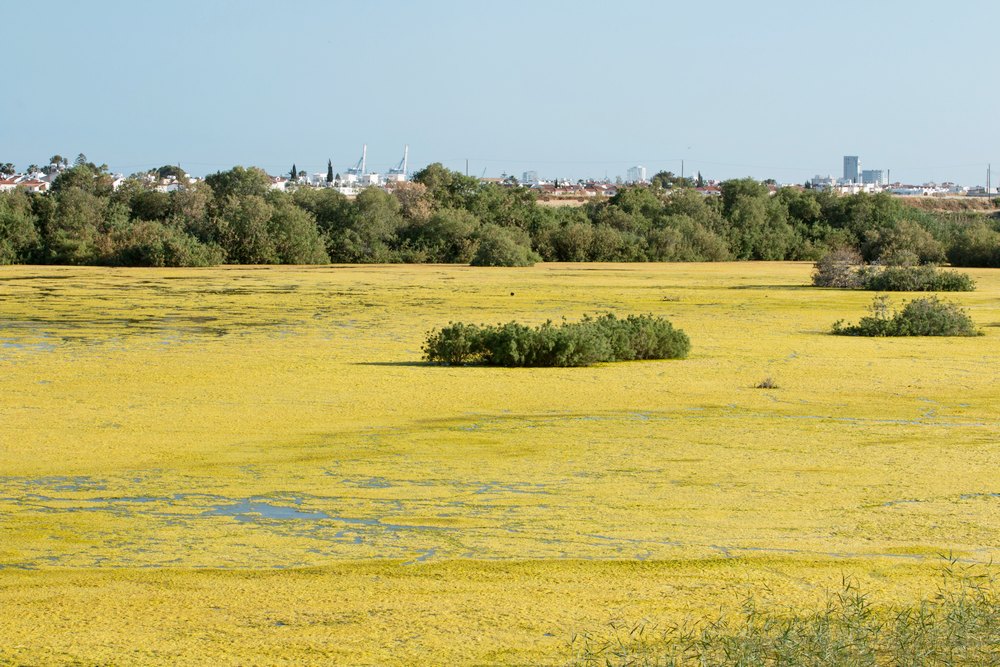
2;161;999;268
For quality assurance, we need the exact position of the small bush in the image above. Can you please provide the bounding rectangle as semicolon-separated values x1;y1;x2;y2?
860;264;975;292
755;377;778;389
812;247;864;288
423;313;690;367
419;321;485;365
815;250;976;292
833;295;980;337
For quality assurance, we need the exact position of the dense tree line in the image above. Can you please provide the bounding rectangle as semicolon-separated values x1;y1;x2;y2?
1;162;999;267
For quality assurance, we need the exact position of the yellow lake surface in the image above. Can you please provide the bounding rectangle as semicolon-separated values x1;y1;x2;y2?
1;262;998;665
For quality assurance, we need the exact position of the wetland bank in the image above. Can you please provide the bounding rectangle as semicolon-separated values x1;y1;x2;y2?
1;262;999;664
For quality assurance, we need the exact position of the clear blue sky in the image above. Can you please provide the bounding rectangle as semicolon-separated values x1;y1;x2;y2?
3;0;998;186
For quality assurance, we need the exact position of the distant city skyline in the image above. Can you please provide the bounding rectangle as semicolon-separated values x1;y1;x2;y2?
3;1;998;187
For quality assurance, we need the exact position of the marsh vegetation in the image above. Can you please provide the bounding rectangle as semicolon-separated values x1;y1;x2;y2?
833;295;981;337
0;262;996;664
422;313;690;366
573;563;1000;666
813;249;976;291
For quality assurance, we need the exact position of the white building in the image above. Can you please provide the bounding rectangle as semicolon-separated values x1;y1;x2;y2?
833;182;879;195
809;175;836;190
522;170;539;185
626;165;647;183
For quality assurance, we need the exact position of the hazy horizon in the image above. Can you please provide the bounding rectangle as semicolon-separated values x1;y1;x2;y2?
4;0;998;186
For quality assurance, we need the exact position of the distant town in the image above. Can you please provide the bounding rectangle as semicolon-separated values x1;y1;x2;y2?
1;148;996;200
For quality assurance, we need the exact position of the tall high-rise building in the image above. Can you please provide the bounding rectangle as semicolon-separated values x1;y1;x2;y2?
626;165;647;183
843;156;860;183
522;170;539;185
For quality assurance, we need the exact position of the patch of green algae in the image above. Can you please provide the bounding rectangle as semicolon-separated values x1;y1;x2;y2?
1;262;999;664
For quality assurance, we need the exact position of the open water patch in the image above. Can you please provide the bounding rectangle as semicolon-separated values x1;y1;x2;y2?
203;499;330;521
1;475;109;492
338;476;393;489
473;481;549;495
197;496;455;533
1;339;57;352
959;492;1000;501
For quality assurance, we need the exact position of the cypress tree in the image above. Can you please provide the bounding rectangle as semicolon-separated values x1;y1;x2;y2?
326;159;334;184
290;163;297;181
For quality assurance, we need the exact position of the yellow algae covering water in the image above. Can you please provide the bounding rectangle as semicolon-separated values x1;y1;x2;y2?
0;262;998;665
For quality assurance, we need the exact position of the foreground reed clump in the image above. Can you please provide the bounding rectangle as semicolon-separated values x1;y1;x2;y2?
833;295;980;337
572;564;1000;666
422;313;690;366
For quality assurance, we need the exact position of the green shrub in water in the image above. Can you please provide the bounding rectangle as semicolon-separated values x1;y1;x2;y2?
423;314;690;367
833;295;980;337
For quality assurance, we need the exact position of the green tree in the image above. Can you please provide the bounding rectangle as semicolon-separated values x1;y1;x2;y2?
720;179;796;260
290;163;297;181
344;187;404;261
267;194;330;264
205;166;272;199
467;182;537;229
45;187;107;263
50;164;113;196
406;207;480;262
947;219;1000;267
776;187;822;226
720;178;769;218
129;189;172;222
293;187;352;238
326;160;334;184
647;214;730;261
0;163;15;176
155;165;188;183
608;185;663;220
660;188;727;235
549;221;595;261
862;218;946;265
169;182;214;239
0;190;40;263
413;162;480;209
213;195;277;264
651;171;692;189
470;224;540;266
109;221;223;267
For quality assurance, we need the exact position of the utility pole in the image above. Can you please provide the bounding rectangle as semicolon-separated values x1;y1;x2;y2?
681;159;684;180
465;159;469;177
988;164;992;194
